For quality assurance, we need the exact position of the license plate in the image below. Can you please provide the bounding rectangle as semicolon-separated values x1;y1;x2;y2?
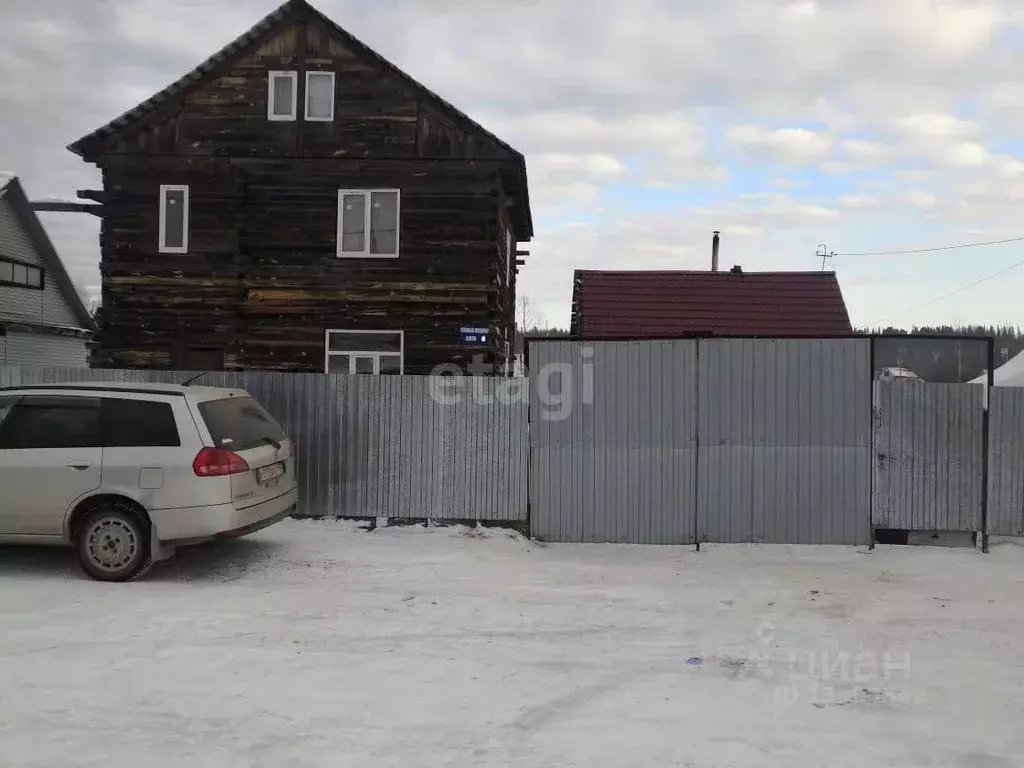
256;462;285;484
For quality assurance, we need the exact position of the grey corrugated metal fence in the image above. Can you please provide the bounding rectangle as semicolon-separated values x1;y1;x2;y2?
697;338;872;545
872;380;983;532
5;350;1021;542
528;338;872;545
0;366;528;521
529;340;698;544
988;387;1024;536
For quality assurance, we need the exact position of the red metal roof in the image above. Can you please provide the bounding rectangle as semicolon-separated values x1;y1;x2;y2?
570;269;853;337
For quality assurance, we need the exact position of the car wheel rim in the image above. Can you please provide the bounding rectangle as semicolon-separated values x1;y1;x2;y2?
86;518;139;572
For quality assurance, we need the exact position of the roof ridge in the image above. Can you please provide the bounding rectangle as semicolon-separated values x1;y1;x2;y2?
67;0;523;162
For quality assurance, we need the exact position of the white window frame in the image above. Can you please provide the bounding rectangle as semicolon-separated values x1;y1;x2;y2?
158;184;189;254
336;189;401;258
268;70;298;121
305;70;336;121
324;329;404;375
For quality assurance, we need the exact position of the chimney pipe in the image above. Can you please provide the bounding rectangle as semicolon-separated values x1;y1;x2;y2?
711;230;720;272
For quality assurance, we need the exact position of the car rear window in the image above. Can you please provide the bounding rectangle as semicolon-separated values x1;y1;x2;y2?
198;396;286;452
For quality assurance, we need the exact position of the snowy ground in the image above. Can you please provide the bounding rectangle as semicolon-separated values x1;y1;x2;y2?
2;521;1024;768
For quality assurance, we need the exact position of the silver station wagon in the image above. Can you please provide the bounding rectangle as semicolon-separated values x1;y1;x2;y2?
0;382;297;581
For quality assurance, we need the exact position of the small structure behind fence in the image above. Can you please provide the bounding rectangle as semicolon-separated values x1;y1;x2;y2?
0;366;529;522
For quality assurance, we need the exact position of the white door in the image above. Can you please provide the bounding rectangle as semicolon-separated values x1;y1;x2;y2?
0;395;103;536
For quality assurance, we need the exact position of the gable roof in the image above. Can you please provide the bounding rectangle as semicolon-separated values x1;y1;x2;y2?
66;0;532;238
0;176;96;330
570;269;853;338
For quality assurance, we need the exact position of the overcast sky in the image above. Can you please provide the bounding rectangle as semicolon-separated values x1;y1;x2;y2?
3;0;1024;330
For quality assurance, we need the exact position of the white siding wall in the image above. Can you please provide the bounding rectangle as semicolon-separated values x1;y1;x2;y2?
2;332;88;367
0;195;82;327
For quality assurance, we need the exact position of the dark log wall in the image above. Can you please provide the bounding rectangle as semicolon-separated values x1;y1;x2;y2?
89;15;521;375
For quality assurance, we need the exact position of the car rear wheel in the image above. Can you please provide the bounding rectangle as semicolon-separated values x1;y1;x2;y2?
74;506;153;582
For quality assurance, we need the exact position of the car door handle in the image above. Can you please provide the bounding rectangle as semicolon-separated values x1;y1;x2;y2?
67;461;92;471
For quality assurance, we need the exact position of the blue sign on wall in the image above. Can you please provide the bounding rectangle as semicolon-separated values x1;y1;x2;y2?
458;326;489;345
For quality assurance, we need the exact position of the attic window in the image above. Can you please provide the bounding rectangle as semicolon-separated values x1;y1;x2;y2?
337;190;400;258
305;71;335;121
158;185;189;254
268;71;297;121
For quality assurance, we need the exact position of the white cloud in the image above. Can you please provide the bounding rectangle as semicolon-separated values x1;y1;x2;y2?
532;154;627;177
894;113;981;140
944;142;992;167
839;194;880;209
727;125;834;164
842;139;887;160
901;190;939;209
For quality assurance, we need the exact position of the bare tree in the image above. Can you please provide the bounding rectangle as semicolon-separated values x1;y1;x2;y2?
518;295;535;333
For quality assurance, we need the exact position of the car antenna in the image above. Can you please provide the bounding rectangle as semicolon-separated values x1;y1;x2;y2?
181;371;208;386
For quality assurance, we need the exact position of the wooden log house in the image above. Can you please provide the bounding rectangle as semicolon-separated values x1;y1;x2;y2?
68;0;532;375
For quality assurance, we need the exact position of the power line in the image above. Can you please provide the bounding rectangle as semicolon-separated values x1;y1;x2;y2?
830;236;1024;257
867;256;1024;327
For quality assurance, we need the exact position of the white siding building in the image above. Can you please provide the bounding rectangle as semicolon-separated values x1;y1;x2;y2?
0;175;94;366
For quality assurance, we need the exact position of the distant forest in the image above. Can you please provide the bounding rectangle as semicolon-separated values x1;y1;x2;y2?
515;326;568;354
514;324;1023;382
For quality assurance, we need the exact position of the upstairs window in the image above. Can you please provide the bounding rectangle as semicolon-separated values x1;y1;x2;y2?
0;257;43;290
158;185;189;254
268;71;298;121
337;190;400;258
305;71;335;121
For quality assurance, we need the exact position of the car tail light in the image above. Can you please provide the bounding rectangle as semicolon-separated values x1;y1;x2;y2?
193;447;250;477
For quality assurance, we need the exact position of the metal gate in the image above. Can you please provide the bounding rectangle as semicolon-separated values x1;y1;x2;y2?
989;387;1024;536
528;340;698;544
697;338;872;545
872;380;984;532
528;337;872;544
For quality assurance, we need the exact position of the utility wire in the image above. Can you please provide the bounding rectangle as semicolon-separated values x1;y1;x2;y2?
832;236;1024;257
867;256;1024;327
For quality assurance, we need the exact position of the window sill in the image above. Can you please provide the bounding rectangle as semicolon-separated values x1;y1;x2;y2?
336;253;400;259
0;279;43;291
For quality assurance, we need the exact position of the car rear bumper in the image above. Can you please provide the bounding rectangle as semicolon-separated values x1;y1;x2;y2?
150;485;298;543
